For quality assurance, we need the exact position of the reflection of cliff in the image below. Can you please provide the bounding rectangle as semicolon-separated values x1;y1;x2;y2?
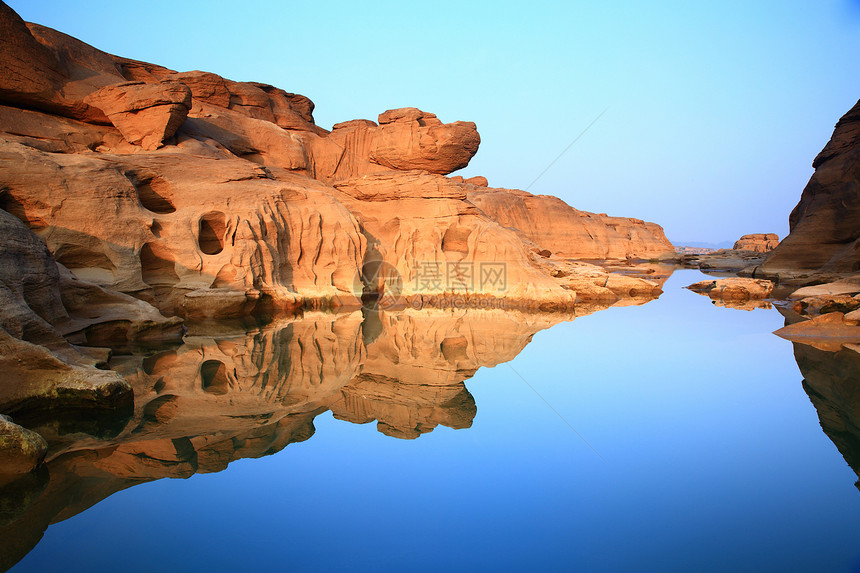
0;308;570;571
793;342;860;490
331;309;564;438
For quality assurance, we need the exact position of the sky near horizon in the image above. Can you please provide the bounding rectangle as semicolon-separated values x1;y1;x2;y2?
8;0;860;244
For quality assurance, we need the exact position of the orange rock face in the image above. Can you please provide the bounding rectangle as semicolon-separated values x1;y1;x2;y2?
0;1;672;447
467;187;675;260
686;277;774;301
732;233;779;252
84;80;191;150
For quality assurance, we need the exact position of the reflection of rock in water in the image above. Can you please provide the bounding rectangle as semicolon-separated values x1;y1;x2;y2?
0;308;569;570
793;342;860;491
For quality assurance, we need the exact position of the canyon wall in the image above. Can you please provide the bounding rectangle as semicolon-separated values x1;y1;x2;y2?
760;99;860;281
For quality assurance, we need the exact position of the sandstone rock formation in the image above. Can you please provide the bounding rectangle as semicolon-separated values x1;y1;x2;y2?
774;312;860;351
0;1;671;321
686;277;774;301
733;233;779;252
788;277;860;300
0;0;673;496
84;80;191;150
0;415;46;476
760;99;860;280
467;187;675;260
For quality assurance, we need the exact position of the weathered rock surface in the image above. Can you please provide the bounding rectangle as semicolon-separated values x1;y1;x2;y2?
760;99;860;280
733;233;779;252
84;80;191;150
467;187;675;260
0;415;46;476
0;2;672;320
0;0;674;494
788;277;860;299
774;312;860;352
302;107;480;181
792;294;860;318
686;277;774;301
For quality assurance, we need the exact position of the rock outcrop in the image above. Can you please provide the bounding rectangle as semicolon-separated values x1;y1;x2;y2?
0;415;46;476
0;1;671;320
467;187;675;260
0;0;673;491
686;277;774;301
733;233;779;252
760;99;860;280
84;80;191;150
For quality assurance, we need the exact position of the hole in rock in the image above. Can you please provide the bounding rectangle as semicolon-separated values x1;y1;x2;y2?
198;212;227;255
131;175;176;214
442;225;471;254
142;350;177;376
441;336;469;362
200;360;230;394
140;242;179;286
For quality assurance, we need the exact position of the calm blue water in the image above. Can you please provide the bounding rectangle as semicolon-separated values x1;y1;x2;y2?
9;269;860;572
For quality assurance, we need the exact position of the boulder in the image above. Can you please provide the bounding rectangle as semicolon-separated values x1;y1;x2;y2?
465;175;489;187
309;107;480;180
774;312;860;351
733;233;779;252
686;277;774;301
0;416;46;475
84;80;191;150
792;295;860;317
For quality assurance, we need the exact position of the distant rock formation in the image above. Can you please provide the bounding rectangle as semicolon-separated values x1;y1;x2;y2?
733;233;779;253
760;99;860;280
686;277;774;302
467;188;675;260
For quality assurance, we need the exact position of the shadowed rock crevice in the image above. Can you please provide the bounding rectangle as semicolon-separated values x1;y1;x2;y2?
198;212;226;255
139;242;179;286
131;175;175;214
200;359;230;395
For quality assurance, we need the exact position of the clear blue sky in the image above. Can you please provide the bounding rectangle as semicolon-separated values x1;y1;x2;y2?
9;0;860;244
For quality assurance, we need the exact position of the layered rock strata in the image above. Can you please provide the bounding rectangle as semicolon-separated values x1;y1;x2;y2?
467;187;675;260
0;1;672;486
733;233;779;253
760;99;860;280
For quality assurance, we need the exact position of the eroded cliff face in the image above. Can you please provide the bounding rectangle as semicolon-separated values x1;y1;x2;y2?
0;1;669;320
760;99;860;280
0;0;671;494
467;188;675;260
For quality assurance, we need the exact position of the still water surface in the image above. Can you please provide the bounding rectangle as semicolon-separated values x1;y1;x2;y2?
7;269;860;572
